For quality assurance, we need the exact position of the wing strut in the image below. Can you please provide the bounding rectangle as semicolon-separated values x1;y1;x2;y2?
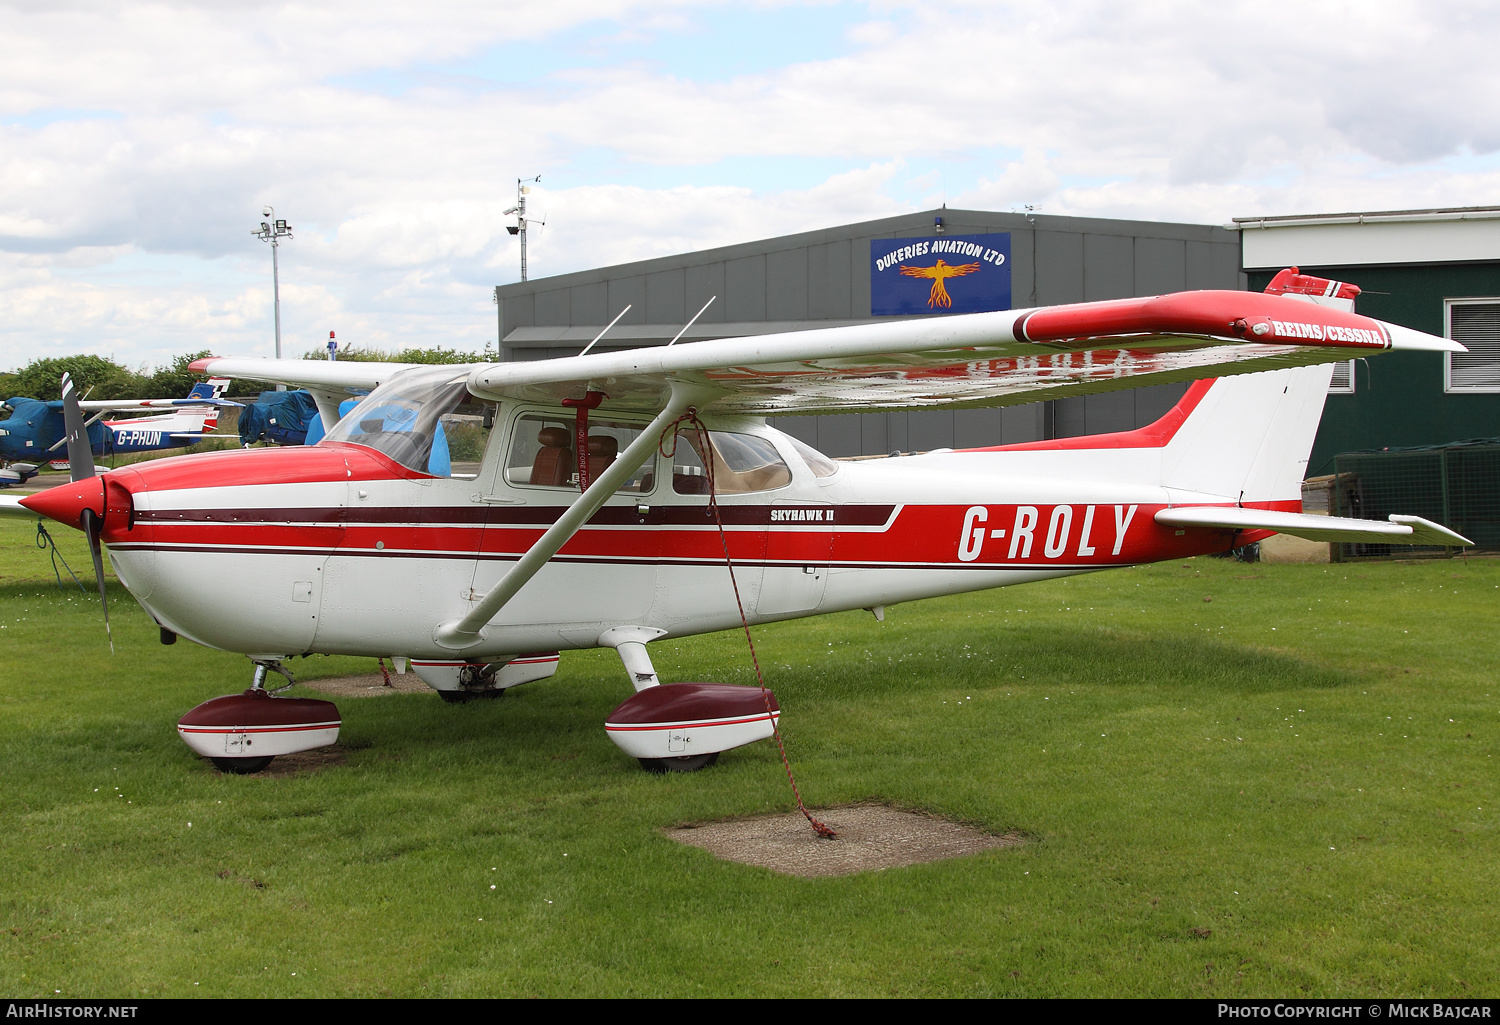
432;382;714;650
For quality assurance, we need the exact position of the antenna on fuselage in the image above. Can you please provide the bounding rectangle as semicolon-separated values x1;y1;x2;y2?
578;305;632;358
666;295;717;347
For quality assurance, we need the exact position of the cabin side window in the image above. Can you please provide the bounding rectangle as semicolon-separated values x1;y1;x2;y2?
504;413;655;492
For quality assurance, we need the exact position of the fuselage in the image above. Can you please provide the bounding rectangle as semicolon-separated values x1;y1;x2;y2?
56;399;1266;661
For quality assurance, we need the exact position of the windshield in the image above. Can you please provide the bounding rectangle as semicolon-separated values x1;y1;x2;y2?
321;365;478;475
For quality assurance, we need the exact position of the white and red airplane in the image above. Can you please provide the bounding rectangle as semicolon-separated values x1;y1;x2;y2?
2;269;1472;774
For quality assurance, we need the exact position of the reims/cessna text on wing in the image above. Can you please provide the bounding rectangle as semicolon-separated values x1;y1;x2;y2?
3;270;1472;774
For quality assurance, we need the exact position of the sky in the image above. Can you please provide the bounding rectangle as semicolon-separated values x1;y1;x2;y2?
3;0;1499;372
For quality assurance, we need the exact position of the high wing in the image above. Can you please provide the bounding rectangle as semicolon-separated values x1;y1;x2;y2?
183;359;419;394
465;290;1460;414
183;359;426;429
188;292;1460;416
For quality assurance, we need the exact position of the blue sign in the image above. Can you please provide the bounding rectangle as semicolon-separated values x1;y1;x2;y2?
871;232;1011;316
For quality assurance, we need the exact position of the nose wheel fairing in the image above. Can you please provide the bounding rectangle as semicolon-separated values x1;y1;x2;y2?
177;687;341;768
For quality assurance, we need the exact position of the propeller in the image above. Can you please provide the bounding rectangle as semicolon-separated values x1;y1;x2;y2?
60;373;113;653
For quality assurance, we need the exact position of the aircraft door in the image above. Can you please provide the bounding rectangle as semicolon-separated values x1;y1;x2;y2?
471;409;659;631
759;502;832;616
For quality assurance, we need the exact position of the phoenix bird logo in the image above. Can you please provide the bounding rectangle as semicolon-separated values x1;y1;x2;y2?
899;258;982;308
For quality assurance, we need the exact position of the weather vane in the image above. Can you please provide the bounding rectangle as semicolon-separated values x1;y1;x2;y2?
505;176;543;281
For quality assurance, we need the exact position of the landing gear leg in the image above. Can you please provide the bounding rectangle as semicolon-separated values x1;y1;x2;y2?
249;659;296;693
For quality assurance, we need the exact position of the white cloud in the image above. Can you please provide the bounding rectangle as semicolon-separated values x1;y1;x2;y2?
1;0;1498;370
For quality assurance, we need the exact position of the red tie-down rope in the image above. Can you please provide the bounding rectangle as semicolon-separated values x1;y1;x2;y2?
660;409;837;840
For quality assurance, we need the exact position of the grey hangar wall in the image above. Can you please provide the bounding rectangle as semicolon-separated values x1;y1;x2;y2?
494;208;1245;457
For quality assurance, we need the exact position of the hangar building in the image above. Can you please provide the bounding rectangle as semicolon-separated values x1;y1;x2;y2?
493;208;1243;456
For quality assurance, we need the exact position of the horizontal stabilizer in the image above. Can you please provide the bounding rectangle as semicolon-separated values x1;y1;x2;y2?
79;398;243;411
1155;507;1472;546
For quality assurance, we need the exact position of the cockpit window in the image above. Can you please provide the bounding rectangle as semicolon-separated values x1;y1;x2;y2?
321;365;481;476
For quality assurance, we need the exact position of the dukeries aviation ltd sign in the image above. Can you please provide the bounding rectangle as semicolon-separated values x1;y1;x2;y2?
871;232;1011;316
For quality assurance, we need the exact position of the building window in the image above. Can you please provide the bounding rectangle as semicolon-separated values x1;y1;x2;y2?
1445;299;1500;393
1328;361;1355;394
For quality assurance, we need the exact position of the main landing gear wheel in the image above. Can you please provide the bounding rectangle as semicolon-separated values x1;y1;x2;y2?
638;752;719;774
211;756;274;774
438;689;506;704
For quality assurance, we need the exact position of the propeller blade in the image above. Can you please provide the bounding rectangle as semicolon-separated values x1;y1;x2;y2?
80;507;114;654
63;374;111;652
59;373;98;483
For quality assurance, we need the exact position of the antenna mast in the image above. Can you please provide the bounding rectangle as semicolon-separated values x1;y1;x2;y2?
506;176;544;281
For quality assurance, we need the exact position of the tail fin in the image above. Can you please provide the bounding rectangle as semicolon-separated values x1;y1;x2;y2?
1157;363;1333;504
185;378;230;401
183;378;230;432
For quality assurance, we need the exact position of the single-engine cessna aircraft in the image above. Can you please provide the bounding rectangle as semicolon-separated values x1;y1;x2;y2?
0;379;237;484
2;270;1473;774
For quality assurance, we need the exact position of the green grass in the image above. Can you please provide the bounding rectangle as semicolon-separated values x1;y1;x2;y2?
0;516;1495;997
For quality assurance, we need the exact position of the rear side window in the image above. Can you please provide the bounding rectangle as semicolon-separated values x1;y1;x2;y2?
787;435;841;478
671;430;791;494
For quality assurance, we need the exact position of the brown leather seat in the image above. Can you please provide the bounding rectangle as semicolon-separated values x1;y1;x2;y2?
587;434;618;482
529;426;575;486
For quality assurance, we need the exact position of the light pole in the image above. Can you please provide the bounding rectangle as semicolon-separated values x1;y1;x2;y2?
252;207;294;379
504;176;543;282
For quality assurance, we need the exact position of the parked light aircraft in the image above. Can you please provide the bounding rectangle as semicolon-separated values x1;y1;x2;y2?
2;270;1472;773
0;379;237;484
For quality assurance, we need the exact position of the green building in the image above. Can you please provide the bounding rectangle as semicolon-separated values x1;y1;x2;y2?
1235;206;1500;476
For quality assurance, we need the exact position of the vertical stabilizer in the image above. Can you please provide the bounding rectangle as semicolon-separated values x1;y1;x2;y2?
1158;362;1334;504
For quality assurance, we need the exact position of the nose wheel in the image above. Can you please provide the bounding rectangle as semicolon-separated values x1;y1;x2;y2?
211;756;274;774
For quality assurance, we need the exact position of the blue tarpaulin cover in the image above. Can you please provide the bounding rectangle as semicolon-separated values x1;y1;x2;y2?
238;390;321;447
